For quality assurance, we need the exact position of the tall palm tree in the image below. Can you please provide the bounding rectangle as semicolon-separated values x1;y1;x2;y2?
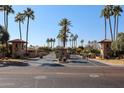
46;38;50;48
70;34;74;48
15;12;25;40
53;38;55;48
57;33;61;46
107;5;114;41
113;6;123;40
6;5;14;31
75;34;78;48
0;5;14;54
59;18;71;48
0;5;7;29
101;7;107;40
101;5;114;41
80;39;84;47
69;38;72;48
0;6;14;31
24;8;35;54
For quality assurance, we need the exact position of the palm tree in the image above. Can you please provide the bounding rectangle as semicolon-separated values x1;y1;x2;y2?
49;38;53;48
0;5;14;54
57;33;61;46
113;6;123;40
59;18;71;48
24;8;35;54
53;38;55;48
69;38;72;48
101;5;114;41
46;38;50;48
6;5;14;31
15;12;25;40
0;5;7;29
101;7;107;39
75;34;78;48
70;33;74;48
80;39;84;47
0;6;14;31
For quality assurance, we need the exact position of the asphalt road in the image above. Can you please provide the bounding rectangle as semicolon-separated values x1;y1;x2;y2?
0;52;124;88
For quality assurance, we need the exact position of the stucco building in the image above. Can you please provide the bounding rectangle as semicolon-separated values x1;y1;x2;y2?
99;39;112;59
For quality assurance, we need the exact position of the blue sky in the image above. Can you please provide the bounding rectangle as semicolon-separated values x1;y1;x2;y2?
0;5;124;47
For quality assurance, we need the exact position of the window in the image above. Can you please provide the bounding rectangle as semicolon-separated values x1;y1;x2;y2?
15;44;18;48
106;44;109;48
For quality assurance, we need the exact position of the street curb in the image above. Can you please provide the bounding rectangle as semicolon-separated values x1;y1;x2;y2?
89;59;124;67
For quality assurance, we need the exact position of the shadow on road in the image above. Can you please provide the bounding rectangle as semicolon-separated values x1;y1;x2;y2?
69;60;88;64
0;61;29;67
41;63;64;67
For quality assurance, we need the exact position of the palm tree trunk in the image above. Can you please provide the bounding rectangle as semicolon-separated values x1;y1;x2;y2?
6;13;8;31
74;40;75;48
72;40;73;48
4;11;6;29
48;42;49;48
104;18;107;40
5;13;9;55
116;16;119;40
70;40;71;47
19;21;22;40
63;26;66;48
58;39;60;46
114;16;117;41
51;41;52;48
109;17;113;41
63;33;66;48
76;39;77;48
26;17;30;55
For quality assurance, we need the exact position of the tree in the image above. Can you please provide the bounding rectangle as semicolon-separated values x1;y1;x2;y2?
6;5;14;31
0;5;14;31
46;38;50;48
116;33;124;52
80;39;84;47
59;18;71;48
53;38;55;48
74;34;78;48
70;33;74;48
57;33;61;47
113;6;123;40
24;8;35;54
15;12;25;40
111;32;124;57
0;25;9;56
101;5;114;41
101;7;107;39
0;5;14;54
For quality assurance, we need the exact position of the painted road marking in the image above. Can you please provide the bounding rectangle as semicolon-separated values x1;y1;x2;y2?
89;74;100;78
34;76;47;80
0;83;15;86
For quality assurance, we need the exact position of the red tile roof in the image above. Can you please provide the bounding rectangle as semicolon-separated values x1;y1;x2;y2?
98;39;112;43
9;39;27;43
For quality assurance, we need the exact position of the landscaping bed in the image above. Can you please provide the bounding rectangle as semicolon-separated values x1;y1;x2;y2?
0;59;29;66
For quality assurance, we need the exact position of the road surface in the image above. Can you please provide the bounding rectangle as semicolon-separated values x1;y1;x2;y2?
0;52;124;88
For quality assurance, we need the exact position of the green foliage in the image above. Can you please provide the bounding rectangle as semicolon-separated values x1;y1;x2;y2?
0;25;9;44
58;18;71;47
111;32;124;57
